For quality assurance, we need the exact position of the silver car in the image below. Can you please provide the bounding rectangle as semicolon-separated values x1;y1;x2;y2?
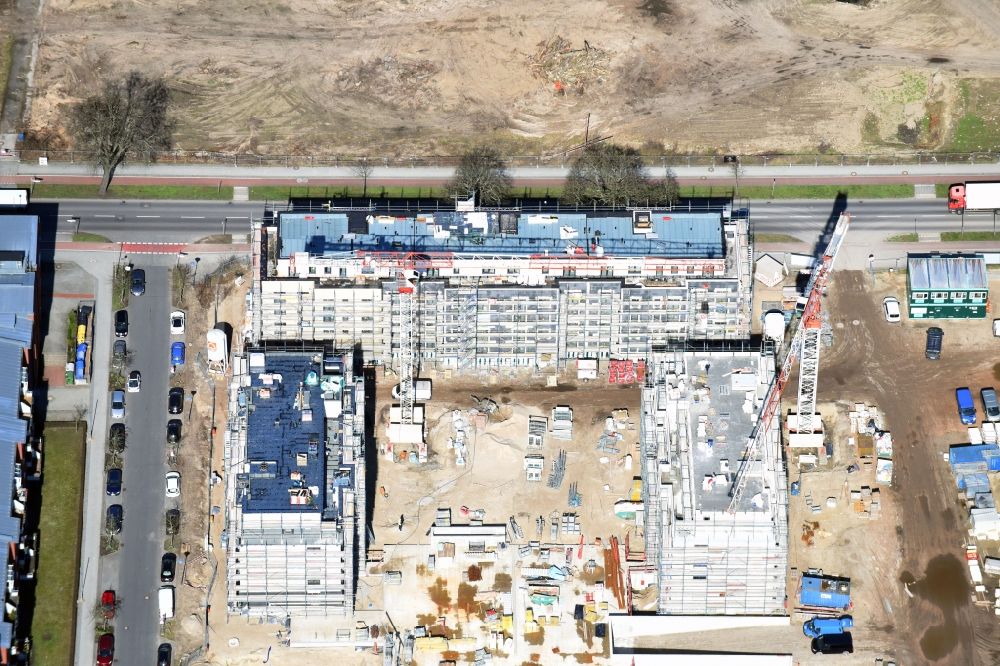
983;388;1000;423
110;390;126;419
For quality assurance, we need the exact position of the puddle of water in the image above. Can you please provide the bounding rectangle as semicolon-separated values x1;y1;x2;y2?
899;554;969;661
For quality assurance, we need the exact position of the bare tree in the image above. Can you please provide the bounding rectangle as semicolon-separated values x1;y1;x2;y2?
73;404;88;432
563;143;675;207
449;146;511;205
107;425;126;462
70;71;175;194
352;159;374;197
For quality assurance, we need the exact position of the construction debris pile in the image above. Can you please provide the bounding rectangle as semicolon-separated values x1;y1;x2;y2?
528;36;610;91
848;403;893;485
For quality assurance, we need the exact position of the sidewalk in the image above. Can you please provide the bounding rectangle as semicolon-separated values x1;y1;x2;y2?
4;159;1000;187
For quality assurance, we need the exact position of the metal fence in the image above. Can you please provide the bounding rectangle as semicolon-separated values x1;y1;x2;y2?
4;148;1000;169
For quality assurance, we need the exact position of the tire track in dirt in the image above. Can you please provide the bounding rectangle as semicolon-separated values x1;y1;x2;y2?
819;270;1000;664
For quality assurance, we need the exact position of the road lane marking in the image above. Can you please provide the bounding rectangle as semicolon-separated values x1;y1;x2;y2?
180;216;205;219
136;215;160;218
95;214;114;218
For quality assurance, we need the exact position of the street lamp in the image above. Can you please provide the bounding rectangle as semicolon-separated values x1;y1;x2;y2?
176;251;188;268
192;257;201;285
30;177;42;196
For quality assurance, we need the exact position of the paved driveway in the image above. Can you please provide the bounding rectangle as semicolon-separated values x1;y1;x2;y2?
114;265;171;663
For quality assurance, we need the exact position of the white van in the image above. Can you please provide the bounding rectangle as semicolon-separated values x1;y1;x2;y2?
158;585;175;623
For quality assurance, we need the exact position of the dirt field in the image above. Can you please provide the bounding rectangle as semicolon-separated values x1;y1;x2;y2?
810;269;1000;665
22;0;1000;155
372;370;640;551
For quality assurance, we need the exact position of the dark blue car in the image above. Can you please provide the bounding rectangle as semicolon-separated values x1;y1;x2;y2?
106;468;122;496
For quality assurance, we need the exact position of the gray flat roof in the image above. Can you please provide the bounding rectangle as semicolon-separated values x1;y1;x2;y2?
908;253;989;291
685;354;763;512
279;209;725;260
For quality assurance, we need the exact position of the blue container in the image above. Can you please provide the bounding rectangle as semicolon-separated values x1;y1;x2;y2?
790;482;801;496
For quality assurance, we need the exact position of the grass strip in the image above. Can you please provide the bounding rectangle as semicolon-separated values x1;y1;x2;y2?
0;35;13;110
72;232;111;243
754;233;802;243
886;233;919;242
941;231;1000;241
34;183;232;200
684;184;915;199
32;424;86;666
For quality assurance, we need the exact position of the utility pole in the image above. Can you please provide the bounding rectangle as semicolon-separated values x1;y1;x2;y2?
584;113;591;145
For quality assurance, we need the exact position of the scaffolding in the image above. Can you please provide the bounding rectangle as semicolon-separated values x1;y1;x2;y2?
225;351;368;621
641;351;787;616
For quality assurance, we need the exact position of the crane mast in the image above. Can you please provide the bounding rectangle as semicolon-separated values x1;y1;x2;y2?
727;213;850;513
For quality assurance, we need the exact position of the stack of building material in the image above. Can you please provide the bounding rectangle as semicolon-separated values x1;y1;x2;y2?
561;513;581;535
985;422;998;445
528;416;547;449
949;444;1000;537
874;431;893;485
551;406;574;440
548;450;567;488
568;482;582;507
608;359;646;385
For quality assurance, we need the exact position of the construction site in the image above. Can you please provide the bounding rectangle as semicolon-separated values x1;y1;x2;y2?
212;198;878;664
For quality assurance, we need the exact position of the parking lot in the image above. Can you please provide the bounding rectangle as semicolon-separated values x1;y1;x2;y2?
795;269;1000;663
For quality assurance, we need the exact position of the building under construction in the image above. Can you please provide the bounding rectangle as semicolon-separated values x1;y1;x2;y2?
639;349;787;615
253;199;753;370
223;349;367;620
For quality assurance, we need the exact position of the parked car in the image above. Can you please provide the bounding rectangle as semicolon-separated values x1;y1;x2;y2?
882;296;901;323
983;388;1000;423
165;471;181;498
160;552;177;582
170;342;186;368
957;387;978;425
110;390;126;419
112;339;126;367
130;268;146;296
106;504;123;534
165;509;180;536
170;310;186;335
96;633;115;666
126;370;141;393
810;631;854;655
803;616;854;638
925;327;944;360
100;589;117;620
167;419;182;444
157;643;173;666
168;387;184;414
114;310;129;338
105;468;122;496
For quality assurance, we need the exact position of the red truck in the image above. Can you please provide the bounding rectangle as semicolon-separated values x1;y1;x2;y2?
948;181;1000;213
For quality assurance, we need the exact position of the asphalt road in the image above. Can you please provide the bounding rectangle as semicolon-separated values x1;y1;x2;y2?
29;196;994;242
115;265;171;663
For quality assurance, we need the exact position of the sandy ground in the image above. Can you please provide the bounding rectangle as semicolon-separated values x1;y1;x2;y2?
810;269;1000;665
21;0;1000;155
372;371;641;552
161;258;251;660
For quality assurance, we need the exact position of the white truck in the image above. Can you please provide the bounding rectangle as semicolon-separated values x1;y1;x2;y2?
948;181;1000;213
158;585;174;623
207;326;228;376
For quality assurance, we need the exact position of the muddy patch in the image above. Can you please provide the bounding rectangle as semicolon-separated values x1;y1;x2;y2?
900;554;969;661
